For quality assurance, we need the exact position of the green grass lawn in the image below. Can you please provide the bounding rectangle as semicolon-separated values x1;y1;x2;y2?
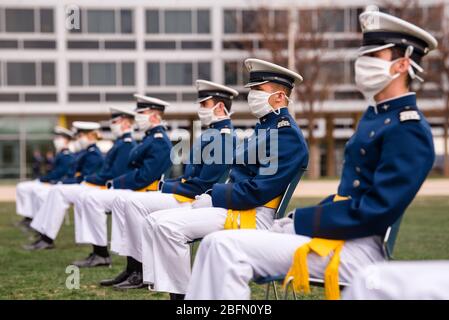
1;197;448;300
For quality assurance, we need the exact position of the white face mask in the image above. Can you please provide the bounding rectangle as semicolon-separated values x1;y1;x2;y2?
355;56;401;101
53;137;67;152
247;90;290;119
71;139;82;153
135;112;161;132
78;136;92;150
134;113;151;132
197;103;229;126
110;122;123;138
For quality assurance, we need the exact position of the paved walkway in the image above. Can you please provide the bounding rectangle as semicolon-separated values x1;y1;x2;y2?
1;179;449;203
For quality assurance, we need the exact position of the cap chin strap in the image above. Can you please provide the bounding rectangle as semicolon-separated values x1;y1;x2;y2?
405;46;424;82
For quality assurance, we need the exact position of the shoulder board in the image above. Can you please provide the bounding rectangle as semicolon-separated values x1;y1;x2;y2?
399;110;421;122
154;132;163;139
220;128;231;135
277;117;291;129
124;137;133;143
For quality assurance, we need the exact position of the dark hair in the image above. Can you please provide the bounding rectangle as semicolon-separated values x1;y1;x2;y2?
212;97;232;112
271;82;292;97
390;47;422;87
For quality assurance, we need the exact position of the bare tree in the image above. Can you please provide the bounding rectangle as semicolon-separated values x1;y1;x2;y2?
382;0;449;176
249;7;331;179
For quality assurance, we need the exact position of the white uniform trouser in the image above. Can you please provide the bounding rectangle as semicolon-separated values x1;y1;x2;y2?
185;228;385;300
75;189;135;247
142;206;275;295
110;192;192;260
30;183;53;216
16;180;41;218
343;260;449;300
30;184;94;240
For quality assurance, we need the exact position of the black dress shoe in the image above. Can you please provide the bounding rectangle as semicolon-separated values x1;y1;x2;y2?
170;293;186;300
23;239;55;251
17;218;33;233
113;271;146;290
72;253;112;268
100;270;130;287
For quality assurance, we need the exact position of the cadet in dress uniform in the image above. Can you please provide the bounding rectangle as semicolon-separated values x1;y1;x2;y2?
98;80;238;289
343;260;449;299
16;127;75;229
185;10;437;300
140;59;309;299
25;121;104;250
23;110;137;252
70;95;172;267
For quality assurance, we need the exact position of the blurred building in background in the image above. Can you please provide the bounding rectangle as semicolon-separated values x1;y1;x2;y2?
0;0;447;179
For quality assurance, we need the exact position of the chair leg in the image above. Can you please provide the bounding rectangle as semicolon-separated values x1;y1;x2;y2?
189;242;194;268
272;281;279;300
283;277;297;300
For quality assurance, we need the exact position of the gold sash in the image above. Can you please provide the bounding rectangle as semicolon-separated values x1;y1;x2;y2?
224;195;282;230
283;194;348;300
136;180;159;192
82;181;107;190
173;194;195;203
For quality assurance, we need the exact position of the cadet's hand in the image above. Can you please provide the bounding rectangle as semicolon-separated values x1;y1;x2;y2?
269;216;294;234
191;193;212;209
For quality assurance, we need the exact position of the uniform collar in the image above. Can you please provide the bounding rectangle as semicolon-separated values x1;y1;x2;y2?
120;132;132;139
259;107;289;124
372;92;417;114
209;118;232;129
145;124;164;136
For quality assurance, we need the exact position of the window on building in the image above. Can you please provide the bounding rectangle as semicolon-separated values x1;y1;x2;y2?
69;62;83;86
120;9;133;33
166;63;193;85
4;61;55;86
147;63;161;85
5;9;35;32
146;61;211;86
198;62;211;80
88;63;117;86
7;62;36;86
146;10;160;33
274;10;289;33
87;10;115;33
68;8;134;34
242;10;270;33
349;7;364;32
7;63;29;86
121;62;135;86
165;10;192;33
224;61;248;86
197;10;211;33
225;9;288;34
4;8;54;33
224;10;238;34
224;62;238;85
317;9;345;32
69;62;135;86
40;9;54;33
41;62;55;86
145;9;210;34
